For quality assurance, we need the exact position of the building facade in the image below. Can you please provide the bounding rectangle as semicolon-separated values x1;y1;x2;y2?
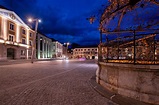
73;47;98;59
36;33;53;59
52;41;63;58
0;7;34;60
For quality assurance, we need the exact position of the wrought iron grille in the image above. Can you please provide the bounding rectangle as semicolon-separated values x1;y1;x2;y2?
99;30;159;64
97;0;159;65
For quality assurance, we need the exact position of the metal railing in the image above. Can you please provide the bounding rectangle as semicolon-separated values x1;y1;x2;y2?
99;30;159;64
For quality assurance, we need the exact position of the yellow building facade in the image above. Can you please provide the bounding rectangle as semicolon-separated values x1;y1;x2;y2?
0;7;34;60
73;47;98;59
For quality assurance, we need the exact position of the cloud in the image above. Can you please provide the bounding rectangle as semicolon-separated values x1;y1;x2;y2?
1;0;104;46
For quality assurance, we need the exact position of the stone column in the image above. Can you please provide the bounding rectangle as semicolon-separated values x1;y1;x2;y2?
1;17;7;40
48;42;50;58
37;34;40;59
42;38;44;58
45;40;48;58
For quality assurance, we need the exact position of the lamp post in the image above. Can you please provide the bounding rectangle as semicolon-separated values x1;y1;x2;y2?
64;42;69;58
28;18;41;63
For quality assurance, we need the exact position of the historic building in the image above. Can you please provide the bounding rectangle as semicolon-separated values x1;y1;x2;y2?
52;40;63;58
36;33;53;59
0;6;34;60
73;47;98;59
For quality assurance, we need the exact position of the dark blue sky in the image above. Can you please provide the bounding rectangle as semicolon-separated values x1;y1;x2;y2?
1;0;106;46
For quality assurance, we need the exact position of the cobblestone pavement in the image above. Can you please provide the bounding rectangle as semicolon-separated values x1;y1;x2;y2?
0;60;118;105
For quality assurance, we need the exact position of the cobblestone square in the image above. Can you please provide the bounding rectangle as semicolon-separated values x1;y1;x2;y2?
0;60;117;105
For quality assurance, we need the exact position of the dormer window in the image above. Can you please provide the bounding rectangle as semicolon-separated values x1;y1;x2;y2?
9;23;14;31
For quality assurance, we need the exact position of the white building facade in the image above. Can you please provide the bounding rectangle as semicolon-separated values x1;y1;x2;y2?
73;47;98;59
36;33;52;59
52;41;63;58
0;7;34;60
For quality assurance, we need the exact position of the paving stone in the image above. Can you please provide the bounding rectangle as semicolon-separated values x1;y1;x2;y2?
0;60;117;105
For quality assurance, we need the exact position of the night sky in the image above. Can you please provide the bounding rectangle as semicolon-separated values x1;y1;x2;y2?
0;0;106;46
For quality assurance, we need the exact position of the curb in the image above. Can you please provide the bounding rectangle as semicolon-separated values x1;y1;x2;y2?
89;76;154;105
0;59;57;66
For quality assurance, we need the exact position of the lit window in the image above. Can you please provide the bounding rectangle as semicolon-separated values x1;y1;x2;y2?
9;35;14;41
22;38;26;44
9;23;14;31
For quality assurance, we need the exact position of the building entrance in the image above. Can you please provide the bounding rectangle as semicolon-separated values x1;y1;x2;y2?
7;48;15;59
92;56;95;59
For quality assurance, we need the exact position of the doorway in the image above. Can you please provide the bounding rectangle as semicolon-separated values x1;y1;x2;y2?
7;48;15;59
92;56;95;59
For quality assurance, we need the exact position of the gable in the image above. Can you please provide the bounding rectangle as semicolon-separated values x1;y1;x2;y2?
0;8;29;28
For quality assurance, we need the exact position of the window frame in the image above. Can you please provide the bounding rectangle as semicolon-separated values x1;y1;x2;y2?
9;23;14;31
8;34;14;41
21;50;25;56
22;38;26;44
22;29;26;35
29;40;32;46
29;32;32;37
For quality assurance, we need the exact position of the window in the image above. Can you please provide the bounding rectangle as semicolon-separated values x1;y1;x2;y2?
22;38;26;44
21;50;25;55
9;35;14;41
28;51;32;56
30;33;32;37
9;23;14;31
22;29;26;35
29;40;32;46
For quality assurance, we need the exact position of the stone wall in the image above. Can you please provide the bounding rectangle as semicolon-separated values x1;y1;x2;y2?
96;62;159;105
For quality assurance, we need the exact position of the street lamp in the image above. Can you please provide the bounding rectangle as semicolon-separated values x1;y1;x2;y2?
64;42;70;58
28;18;41;63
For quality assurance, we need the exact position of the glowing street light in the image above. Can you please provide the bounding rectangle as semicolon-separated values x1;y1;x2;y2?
28;18;41;23
28;18;41;63
64;42;70;58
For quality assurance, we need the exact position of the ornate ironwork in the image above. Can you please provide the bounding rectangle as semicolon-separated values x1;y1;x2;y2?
99;30;159;64
98;0;159;64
